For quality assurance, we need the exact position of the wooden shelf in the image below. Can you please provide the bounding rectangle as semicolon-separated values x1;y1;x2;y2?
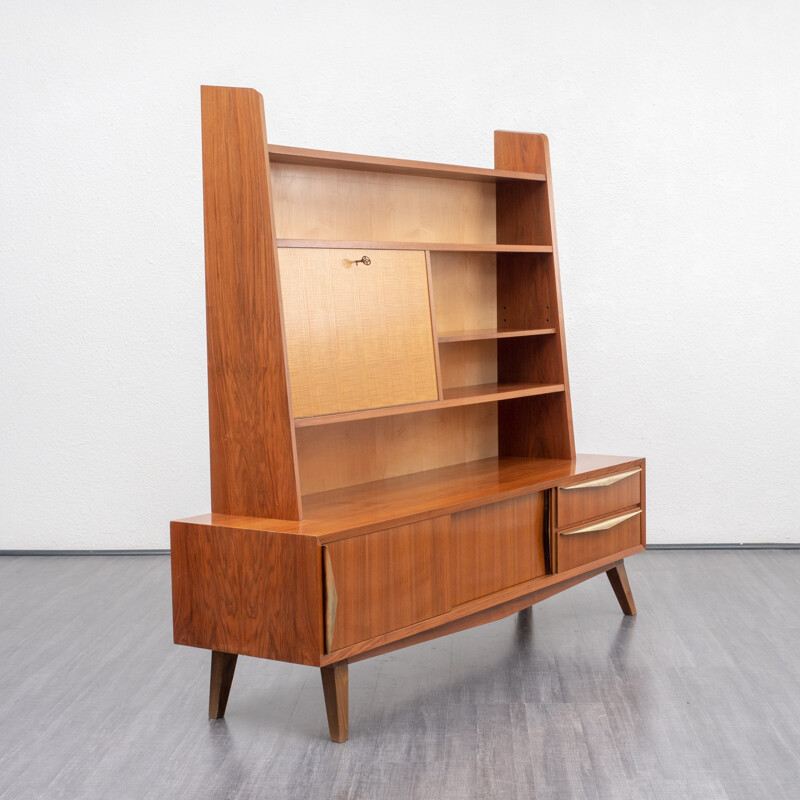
277;239;553;254
438;327;557;343
294;382;565;428
268;144;546;183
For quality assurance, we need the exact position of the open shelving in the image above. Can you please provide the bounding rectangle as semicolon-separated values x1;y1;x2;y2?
263;133;574;495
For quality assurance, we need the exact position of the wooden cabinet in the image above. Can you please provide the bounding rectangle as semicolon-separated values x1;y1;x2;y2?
171;86;647;742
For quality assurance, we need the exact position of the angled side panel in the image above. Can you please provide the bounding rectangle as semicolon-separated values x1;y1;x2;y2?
494;132;575;460
201;86;302;519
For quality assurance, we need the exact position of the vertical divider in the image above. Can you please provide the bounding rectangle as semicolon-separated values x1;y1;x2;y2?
425;250;445;401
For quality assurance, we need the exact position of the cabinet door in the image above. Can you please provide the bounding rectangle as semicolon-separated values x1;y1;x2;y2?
278;247;439;418
450;493;546;606
324;517;450;651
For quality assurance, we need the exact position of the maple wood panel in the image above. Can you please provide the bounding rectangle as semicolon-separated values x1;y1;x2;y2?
325;517;451;650
557;513;644;572
170;521;322;665
270;163;496;244
557;468;642;529
200;85;301;520
291;380;563;428
439;340;498;390
295;405;498;495
429;252;497;332
278;247;438;418
450;493;546;606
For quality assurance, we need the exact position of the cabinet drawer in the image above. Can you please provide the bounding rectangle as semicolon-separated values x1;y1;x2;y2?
557;510;642;572
557;468;641;529
323;517;450;652
450;493;545;606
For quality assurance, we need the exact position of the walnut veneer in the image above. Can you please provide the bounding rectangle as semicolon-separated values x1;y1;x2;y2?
170;86;647;742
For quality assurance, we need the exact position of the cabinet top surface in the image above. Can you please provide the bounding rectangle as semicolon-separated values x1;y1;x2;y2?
176;455;644;543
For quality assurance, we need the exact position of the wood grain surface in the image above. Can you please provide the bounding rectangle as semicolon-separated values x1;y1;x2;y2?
201;85;301;520
320;663;349;742
557;468;642;529
292;380;564;427
268;143;546;182
278;247;438;418
322;549;642;664
450;494;546;606
606;561;637;615
295;405;497;495
271;164;496;243
495;131;575;460
324;517;451;650
557;513;643;573
278;240;553;253
178;455;644;544
208;651;237;718
171;520;322;665
430;252;497;333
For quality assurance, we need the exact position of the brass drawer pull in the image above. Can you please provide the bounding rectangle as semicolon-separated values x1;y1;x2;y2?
560;509;641;536
560;468;641;491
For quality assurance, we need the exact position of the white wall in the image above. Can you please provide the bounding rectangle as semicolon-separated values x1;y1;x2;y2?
2;0;799;548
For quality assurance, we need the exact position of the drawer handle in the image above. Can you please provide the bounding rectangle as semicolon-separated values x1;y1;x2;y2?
560;509;641;536
322;547;338;653
560;468;641;491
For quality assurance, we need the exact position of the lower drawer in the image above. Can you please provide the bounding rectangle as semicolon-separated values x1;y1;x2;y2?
557;510;643;572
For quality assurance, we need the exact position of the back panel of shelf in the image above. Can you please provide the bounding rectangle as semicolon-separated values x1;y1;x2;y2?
270;163;497;244
295;404;498;495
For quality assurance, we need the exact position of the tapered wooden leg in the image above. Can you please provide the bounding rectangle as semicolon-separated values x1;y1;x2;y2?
606;561;637;616
209;650;238;719
321;662;349;743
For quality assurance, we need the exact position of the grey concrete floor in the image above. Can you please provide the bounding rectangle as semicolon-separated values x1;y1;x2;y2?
1;550;798;799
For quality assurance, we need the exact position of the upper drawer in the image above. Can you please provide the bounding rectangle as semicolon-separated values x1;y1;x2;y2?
557;467;641;529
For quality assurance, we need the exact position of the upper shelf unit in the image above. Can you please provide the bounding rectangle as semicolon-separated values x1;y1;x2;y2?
268;145;547;183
